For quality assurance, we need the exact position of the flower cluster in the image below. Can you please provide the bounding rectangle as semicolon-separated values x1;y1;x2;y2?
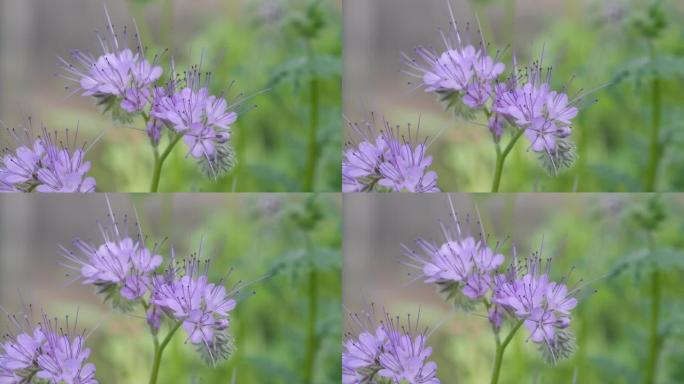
151;258;238;364
404;202;579;363
403;3;581;174
343;308;439;384
62;204;239;365
1;125;96;193
342;118;439;193
0;308;97;384
59;8;239;179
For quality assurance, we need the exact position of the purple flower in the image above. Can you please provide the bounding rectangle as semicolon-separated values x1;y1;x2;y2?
492;257;579;351
343;308;440;384
462;273;491;299
378;141;439;193
524;307;557;344
36;148;96;193
1;125;97;193
60;8;161;105
342;326;387;383
343;117;439;193
0;309;98;384
152;258;237;361
36;334;97;384
153;82;238;159
121;87;151;113
1;141;45;185
404;204;503;300
495;66;579;154
63;203;162;305
377;313;440;384
403;2;503;102
1;329;44;372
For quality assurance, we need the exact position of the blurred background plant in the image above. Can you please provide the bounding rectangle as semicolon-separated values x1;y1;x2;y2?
344;0;684;191
0;193;342;383
0;0;341;191
344;193;684;383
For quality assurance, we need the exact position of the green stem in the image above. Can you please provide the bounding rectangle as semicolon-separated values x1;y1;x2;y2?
302;40;320;191
490;320;524;384
645;43;662;192
644;234;662;384
491;129;525;192
303;267;319;384
149;133;184;192
148;321;182;384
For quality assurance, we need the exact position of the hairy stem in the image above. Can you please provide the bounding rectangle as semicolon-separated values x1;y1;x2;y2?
491;129;525;192
490;320;524;384
303;267;319;383
645;43;662;192
148;321;182;384
149;133;184;192
302;40;320;191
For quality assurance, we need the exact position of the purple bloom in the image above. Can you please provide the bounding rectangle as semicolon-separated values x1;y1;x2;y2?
152;258;237;362
343;118;439;193
36;148;96;193
63;203;162;304
1;125;97;193
343;308;440;384
379;141;439;193
404;198;581;363
153;78;238;159
0;309;98;384
60;8;161;106
377;313;440;384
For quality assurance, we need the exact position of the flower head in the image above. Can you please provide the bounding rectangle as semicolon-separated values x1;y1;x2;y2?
343;307;440;384
59;7;162;113
152;257;238;365
1;123;97;193
62;200;161;306
0;307;97;384
343;117;439;193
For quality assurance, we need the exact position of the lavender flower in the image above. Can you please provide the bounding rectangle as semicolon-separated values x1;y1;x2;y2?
62;202;161;308
152;258;238;365
403;1;584;182
404;198;580;363
1;124;97;193
59;7;162;117
343;117;439;193
152;71;238;155
60;7;246;187
492;257;579;360
343;308;440;384
0;307;98;384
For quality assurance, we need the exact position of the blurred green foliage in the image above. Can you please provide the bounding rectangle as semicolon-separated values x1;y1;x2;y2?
389;194;684;383
419;0;684;191
52;0;341;192
53;194;341;383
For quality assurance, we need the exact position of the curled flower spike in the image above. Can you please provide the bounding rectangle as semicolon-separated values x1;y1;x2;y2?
343;306;440;384
1;121;97;193
151;66;240;178
343;116;439;193
0;306;98;384
152;257;240;365
492;256;580;362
